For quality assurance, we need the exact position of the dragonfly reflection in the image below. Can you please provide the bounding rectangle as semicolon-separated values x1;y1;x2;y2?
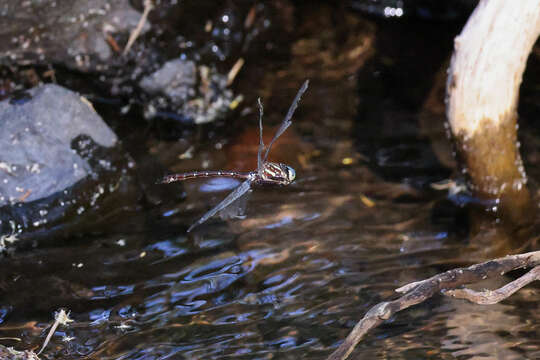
160;80;309;232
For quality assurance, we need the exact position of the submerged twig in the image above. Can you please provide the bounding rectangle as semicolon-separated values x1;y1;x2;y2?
326;251;540;360
37;309;73;355
123;0;154;55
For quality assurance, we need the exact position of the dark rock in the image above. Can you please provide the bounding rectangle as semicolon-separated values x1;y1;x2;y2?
0;0;148;70
0;346;39;360
0;84;117;206
139;59;234;124
139;59;197;104
0;84;137;248
0;1;294;130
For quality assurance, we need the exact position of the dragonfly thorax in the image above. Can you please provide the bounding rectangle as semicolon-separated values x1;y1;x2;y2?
259;162;296;185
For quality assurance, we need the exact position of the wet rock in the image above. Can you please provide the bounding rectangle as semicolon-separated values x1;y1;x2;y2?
1;1;294;130
139;59;197;104
0;346;39;360
0;0;148;70
0;84;137;248
140;59;234;124
0;85;117;206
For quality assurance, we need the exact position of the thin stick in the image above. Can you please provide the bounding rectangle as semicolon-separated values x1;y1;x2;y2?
227;58;245;86
37;309;73;355
326;251;540;360
123;0;154;55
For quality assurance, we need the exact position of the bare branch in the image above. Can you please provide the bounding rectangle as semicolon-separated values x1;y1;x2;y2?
326;251;540;360
444;265;540;305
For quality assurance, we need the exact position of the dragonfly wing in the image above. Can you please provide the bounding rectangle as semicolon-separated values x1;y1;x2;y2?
257;98;265;172
187;180;252;232
262;80;309;164
218;188;251;220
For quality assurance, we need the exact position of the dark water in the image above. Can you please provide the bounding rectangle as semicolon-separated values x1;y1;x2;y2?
1;2;540;360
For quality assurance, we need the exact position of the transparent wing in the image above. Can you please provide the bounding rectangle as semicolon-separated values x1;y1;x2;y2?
262;80;309;164
218;188;251;220
187;179;252;232
257;98;264;172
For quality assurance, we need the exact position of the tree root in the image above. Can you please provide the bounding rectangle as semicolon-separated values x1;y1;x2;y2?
326;251;540;360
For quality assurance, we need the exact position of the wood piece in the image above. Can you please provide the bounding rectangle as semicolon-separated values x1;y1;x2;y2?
326;251;540;360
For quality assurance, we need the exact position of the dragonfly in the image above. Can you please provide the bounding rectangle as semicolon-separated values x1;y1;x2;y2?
159;80;309;232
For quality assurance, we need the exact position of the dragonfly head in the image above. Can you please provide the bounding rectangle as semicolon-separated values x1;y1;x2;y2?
283;165;296;184
260;162;296;185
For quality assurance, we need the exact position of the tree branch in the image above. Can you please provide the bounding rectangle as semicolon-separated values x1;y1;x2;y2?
444;265;540;305
326;251;540;360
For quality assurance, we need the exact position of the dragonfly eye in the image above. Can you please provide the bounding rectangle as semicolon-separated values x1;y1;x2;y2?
285;166;296;183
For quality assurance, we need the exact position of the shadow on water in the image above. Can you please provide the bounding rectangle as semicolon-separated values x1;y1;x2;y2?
1;2;540;359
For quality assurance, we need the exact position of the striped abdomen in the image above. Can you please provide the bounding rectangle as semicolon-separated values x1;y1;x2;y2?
160;170;252;184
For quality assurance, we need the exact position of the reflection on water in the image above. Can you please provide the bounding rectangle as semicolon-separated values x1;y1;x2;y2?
1;2;540;360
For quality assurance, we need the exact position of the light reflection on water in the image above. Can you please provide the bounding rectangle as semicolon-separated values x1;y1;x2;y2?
1;195;539;360
199;178;243;193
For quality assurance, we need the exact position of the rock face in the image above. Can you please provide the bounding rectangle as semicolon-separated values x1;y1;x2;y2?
0;84;117;206
0;346;39;360
0;84;136;246
139;58;234;124
139;59;197;104
0;0;148;70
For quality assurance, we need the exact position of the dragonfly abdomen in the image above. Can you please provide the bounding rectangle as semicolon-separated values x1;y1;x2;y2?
160;170;251;184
